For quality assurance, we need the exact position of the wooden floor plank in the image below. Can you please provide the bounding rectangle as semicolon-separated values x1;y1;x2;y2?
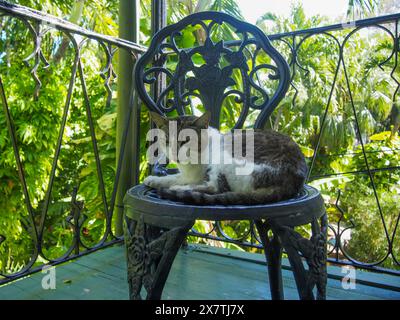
190;244;400;300
0;244;399;300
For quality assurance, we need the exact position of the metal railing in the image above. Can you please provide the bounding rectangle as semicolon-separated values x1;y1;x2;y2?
190;12;400;276
0;0;399;286
0;0;144;284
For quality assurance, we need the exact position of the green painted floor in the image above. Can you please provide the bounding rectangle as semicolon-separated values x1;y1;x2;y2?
1;244;399;300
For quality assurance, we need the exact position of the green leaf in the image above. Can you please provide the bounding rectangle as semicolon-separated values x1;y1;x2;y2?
97;113;117;132
369;131;391;141
300;145;314;158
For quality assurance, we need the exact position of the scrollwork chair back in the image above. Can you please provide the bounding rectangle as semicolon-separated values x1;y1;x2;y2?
134;11;291;130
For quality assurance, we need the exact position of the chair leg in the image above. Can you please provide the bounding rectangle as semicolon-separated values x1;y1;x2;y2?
269;213;328;300
124;213;194;300
266;235;284;300
255;220;284;300
314;214;328;300
280;239;314;300
146;224;192;300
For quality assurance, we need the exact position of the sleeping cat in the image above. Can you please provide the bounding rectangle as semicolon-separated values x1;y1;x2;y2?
143;111;308;205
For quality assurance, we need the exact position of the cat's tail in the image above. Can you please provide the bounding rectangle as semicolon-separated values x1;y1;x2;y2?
158;186;293;206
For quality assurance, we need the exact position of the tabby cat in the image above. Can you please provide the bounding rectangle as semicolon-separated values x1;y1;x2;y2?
143;112;308;205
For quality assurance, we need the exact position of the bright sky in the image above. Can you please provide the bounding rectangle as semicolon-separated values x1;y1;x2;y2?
236;0;349;23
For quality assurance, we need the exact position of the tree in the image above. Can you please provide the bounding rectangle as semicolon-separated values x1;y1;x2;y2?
346;0;380;19
1;0;399;276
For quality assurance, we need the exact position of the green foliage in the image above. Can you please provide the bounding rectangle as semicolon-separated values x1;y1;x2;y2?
189;3;400;269
337;132;400;268
7;0;119;36
1;0;399;277
347;0;380;19
0;13;117;273
261;4;400;270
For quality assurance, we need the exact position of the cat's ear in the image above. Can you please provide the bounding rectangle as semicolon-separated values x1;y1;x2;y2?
193;111;211;128
150;112;168;128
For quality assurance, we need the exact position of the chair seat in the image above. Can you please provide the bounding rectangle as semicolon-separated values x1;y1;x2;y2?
124;184;325;228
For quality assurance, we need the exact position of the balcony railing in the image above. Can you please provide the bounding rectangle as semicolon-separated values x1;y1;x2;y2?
0;0;144;284
190;12;400;276
0;0;399;286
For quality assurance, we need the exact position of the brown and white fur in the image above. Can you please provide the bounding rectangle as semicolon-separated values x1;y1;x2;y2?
143;112;308;205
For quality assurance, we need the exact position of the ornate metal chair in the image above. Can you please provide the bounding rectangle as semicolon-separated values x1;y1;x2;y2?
124;11;327;300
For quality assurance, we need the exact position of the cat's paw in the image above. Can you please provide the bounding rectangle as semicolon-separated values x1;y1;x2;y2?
143;174;182;189
143;176;161;188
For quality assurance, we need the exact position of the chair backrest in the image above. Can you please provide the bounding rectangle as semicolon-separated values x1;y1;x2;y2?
134;11;290;129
